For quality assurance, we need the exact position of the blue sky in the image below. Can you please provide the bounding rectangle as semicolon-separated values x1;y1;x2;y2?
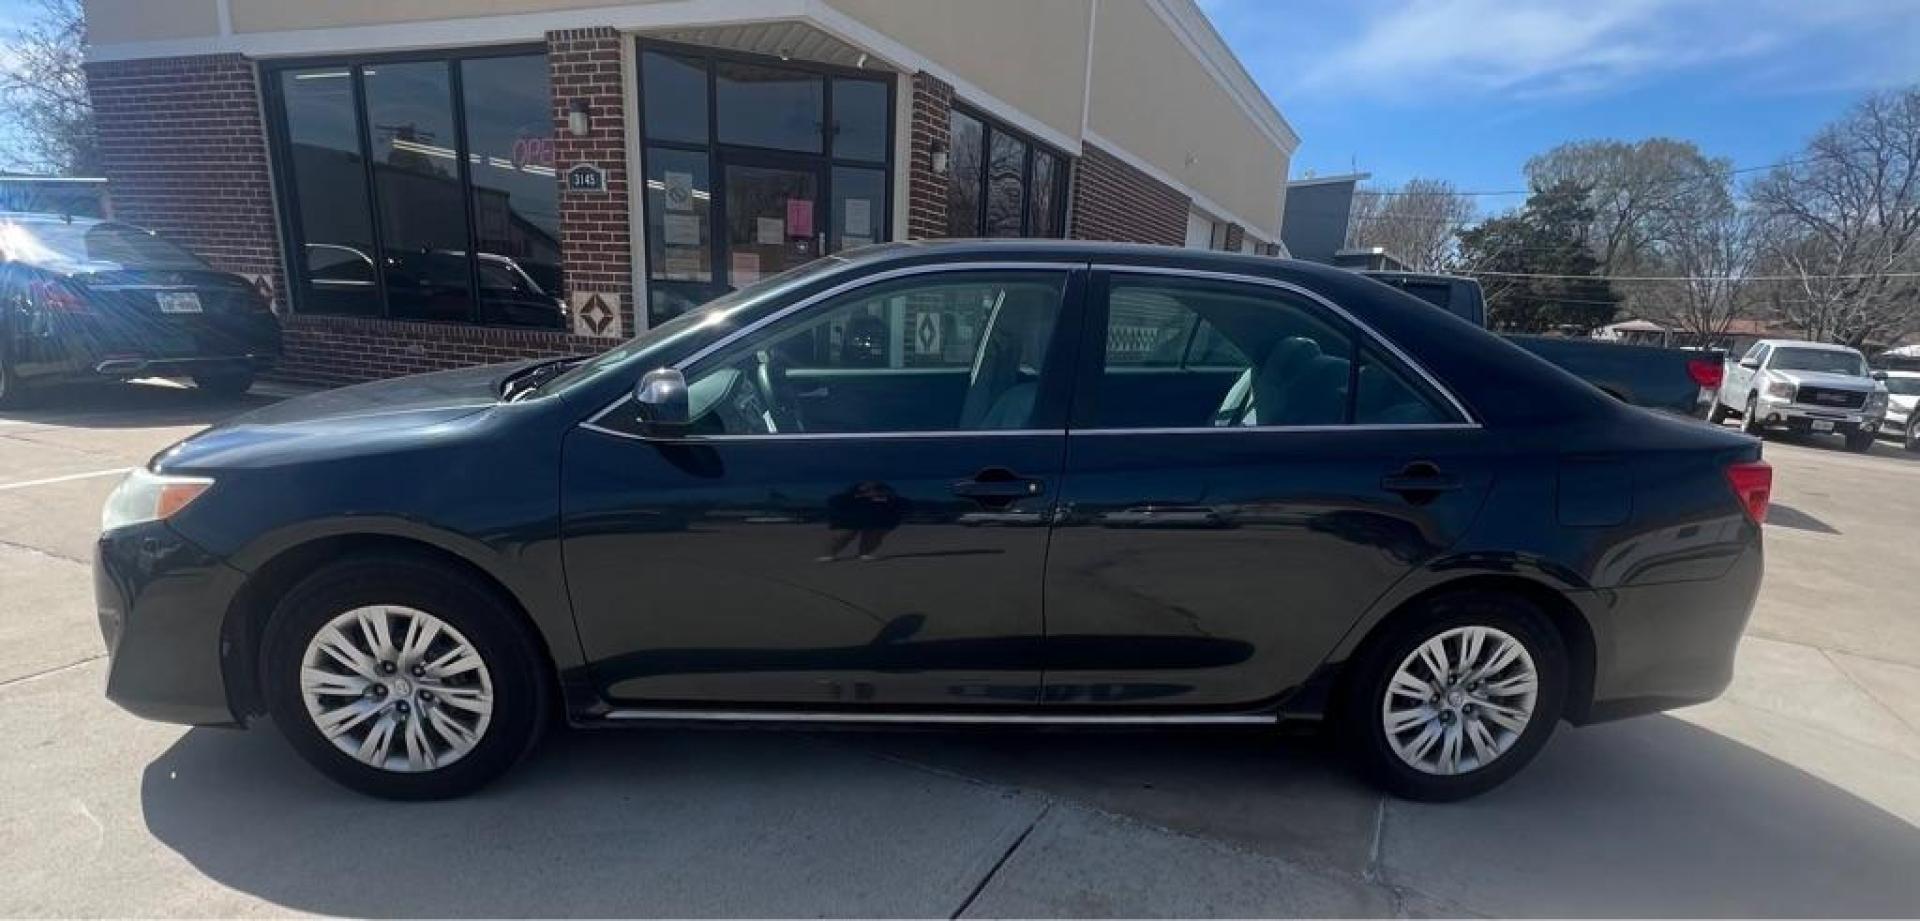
1200;0;1920;215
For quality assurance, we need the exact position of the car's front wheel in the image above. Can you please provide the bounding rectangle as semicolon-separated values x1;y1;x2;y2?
1845;430;1877;453
262;556;548;799
1906;415;1919;453
1340;592;1567;802
1741;395;1766;437
0;349;35;409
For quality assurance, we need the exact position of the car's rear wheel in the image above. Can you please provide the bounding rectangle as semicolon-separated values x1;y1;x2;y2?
192;368;255;399
1340;591;1567;802
1905;415;1920;453
262;556;548;800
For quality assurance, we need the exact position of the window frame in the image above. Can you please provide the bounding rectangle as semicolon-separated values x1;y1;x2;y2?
1073;267;1476;433
946;102;1070;240
582;261;1087;442
262;44;556;328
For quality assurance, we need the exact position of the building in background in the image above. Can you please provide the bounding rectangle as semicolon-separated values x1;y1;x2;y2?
1279;173;1368;266
79;0;1298;385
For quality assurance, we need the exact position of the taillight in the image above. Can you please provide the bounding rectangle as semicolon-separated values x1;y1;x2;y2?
1687;356;1724;390
1725;460;1772;524
28;279;86;313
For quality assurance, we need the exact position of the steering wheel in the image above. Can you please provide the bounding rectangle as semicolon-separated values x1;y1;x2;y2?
752;349;804;433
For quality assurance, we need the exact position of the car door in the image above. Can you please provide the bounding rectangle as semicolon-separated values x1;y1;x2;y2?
1041;268;1493;708
561;266;1084;708
1726;343;1767;403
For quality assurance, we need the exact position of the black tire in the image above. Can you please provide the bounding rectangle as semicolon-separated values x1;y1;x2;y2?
1740;394;1766;437
1906;415;1920;453
262;555;549;800
0;349;34;409
1338;591;1568;802
192;368;256;398
1706;400;1730;425
1845;430;1876;453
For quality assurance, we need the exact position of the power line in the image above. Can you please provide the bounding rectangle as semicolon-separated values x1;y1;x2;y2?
1461;268;1920;282
1347;153;1835;198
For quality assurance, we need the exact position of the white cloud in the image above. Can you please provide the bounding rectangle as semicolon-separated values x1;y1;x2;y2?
1266;0;1917;100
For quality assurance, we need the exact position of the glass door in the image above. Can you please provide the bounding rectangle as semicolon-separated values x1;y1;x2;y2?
721;157;824;288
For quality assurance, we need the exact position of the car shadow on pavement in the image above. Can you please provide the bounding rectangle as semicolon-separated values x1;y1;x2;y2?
0;381;277;430
1765;502;1841;534
138;715;1920;917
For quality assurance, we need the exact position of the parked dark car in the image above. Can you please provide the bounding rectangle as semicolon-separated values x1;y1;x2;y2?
1360;271;1725;416
0;213;281;405
95;242;1768;802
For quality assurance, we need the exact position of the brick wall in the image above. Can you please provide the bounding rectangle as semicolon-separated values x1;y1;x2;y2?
549;27;636;336
273;315;621;387
1224;223;1245;251
86;54;284;299
906;72;954;240
1068;143;1190;247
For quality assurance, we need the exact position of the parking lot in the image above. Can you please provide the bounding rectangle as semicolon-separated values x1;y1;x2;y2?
1;383;1916;917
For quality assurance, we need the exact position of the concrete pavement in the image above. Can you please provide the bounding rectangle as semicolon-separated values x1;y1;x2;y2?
1;383;1916;917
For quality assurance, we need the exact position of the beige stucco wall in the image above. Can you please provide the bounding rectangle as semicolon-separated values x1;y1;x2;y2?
824;0;1090;145
230;0;658;33
1086;0;1285;237
84;0;220;46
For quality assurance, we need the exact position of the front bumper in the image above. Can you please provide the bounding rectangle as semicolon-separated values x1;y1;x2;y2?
1752;396;1882;435
95;520;249;726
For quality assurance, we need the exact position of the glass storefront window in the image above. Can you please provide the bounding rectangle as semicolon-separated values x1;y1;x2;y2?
946;106;1065;238
946;110;984;238
985;132;1027;237
363;60;473;324
645;147;713;284
461;54;564;329
831;79;888;163
715;62;824;153
269;50;562;328
279;67;381;317
642;51;708;145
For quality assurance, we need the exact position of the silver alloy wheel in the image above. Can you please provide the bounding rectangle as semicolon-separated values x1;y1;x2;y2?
1381;625;1539;776
299;605;494;773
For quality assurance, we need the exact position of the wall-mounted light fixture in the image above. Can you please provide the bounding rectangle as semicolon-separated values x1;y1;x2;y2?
568;99;592;137
930;140;950;176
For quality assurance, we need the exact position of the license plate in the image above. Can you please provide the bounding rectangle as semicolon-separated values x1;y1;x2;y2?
156;291;203;314
1811;420;1835;432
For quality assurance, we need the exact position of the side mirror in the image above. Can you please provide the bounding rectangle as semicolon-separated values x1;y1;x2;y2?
1871;370;1888;381
633;367;690;438
1739;358;1760;369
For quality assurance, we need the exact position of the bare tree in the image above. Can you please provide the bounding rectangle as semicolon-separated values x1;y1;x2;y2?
1346;178;1475;272
1652;194;1759;348
1748;87;1920;348
0;0;93;175
1526;138;1730;275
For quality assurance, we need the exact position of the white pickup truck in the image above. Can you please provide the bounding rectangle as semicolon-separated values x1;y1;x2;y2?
1711;338;1890;452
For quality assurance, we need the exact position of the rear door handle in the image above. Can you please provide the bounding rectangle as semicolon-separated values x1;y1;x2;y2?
952;468;1045;505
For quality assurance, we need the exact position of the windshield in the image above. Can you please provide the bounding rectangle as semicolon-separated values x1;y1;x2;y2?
1771;348;1866;376
1885;376;1920;396
0;219;212;271
538;256;851;396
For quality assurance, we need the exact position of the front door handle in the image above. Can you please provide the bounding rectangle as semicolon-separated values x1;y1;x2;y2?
952;468;1045;506
1381;461;1462;501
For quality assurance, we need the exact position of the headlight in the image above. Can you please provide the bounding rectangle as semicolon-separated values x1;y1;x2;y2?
101;468;213;533
1766;380;1796;400
1867;391;1888;410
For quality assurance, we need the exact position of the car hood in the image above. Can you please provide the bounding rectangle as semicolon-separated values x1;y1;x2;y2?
1773;370;1876;390
153;361;534;472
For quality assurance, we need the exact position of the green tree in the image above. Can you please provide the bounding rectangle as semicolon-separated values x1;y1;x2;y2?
1456;181;1620;333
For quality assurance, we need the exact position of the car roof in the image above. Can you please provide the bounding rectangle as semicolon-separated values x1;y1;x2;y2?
1757;339;1858;352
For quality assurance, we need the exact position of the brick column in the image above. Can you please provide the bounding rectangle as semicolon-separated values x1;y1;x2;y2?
549;28;636;335
86;54;285;301
1223;223;1246;252
906;72;954;240
1067;143;1190;246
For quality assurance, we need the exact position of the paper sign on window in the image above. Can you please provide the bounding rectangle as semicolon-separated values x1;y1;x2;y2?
664;171;694;211
844;198;871;238
662;213;700;246
786;199;814;237
731;251;761;285
756;217;785;245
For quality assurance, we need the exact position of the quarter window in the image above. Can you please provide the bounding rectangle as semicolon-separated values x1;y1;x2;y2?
1091;276;1458;429
683;272;1069;435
